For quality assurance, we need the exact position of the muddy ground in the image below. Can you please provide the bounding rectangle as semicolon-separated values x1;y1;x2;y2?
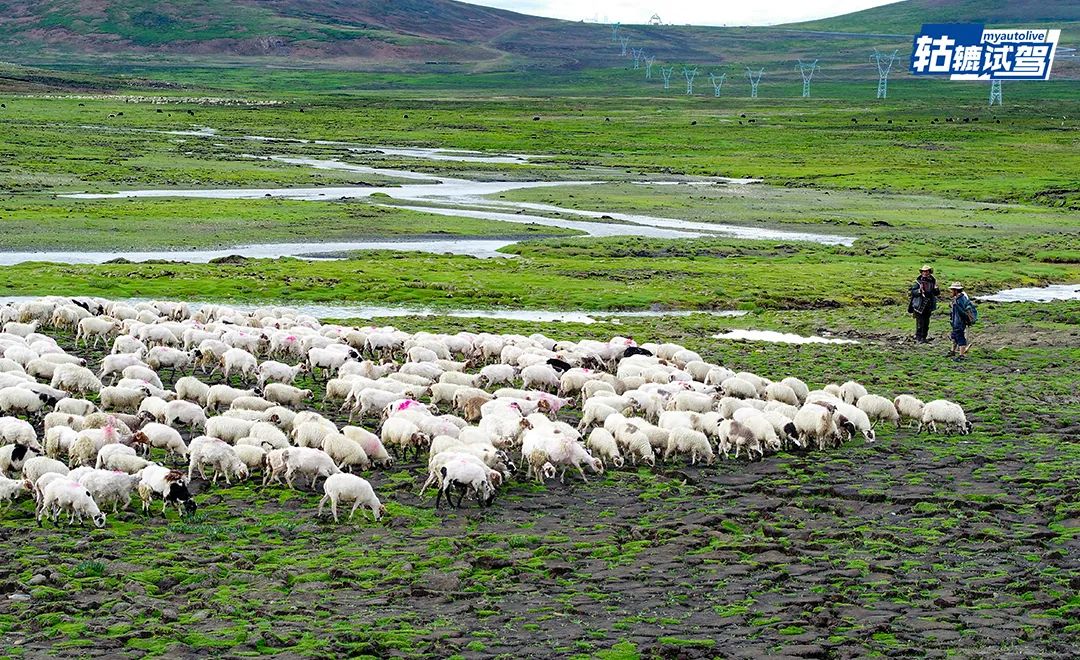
1;309;1077;658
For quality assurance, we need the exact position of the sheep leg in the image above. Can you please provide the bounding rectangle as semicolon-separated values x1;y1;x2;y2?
576;464;589;483
348;500;361;522
435;485;446;509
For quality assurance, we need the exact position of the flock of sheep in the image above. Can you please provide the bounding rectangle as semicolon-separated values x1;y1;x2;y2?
0;296;974;527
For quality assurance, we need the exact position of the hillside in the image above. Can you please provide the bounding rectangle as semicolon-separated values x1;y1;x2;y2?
793;0;1080;34
0;0;1075;75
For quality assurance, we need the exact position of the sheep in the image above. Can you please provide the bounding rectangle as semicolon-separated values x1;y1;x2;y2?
318;473;385;523
380;416;429;460
230;395;276;413
120;365;162;389
0;387;50;417
721;377;757;400
3;321;38;338
21;456;70;485
794;403;840;451
206;385;257;412
98;452;151;475
137;464;197;517
856;394;900;428
664;427;715;465
69;468;142;514
263;383;313;408
341;426;394;468
520;364;560;392
219;347;258;382
44;426;79;459
137;396;170;423
37;478;107;528
96;442;136;469
99;385;148;414
734;412;782;454
55;398;96;416
586;428;624;468
308;346;359;378
479;364;516;388
188;436;249;484
247;421;290;449
672;390;717;414
281;447;341;490
175;376;211;406
919;400;973;435
718;419;762;461
764;382;800;406
0;473;29;508
76;316;120;348
435;454;496;508
321;432;372;472
780;377;809;403
257;361;307;387
839;381;868;405
164;399;206;431
204;416;255;444
132;424;188;462
233;444;267;474
893;395;925;428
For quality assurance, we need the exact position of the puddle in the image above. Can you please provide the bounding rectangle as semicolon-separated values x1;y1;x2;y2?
977;284;1080;303
713;329;859;344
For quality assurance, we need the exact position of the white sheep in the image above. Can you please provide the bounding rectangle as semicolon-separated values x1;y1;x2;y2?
664;427;715;465
21;456;70;487
764;382;800;406
137;464;197;517
435;453;496;508
318;473;385;523
721;377;757;400
164;400;206;431
175;376;211;406
99;385;148;414
321;432;371;472
0;473;29;508
37;478;107;527
341;426;394;468
0;387;50;417
780;377;809;403
257;361;307;387
188;436;249;484
839;381;869;405
856;394;900;428
586;428;624;468
204;416;255;444
793;403;839;451
281;447;341;490
380;416;429;460
132;424;188;462
55;398;96;416
76;317;120;348
70;468;142;514
893;395;925;428
263;383;312;408
205;385;256;412
219;347;258;382
919;400;972;435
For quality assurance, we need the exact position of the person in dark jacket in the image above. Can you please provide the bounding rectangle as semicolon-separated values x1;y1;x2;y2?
949;282;976;359
908;265;940;343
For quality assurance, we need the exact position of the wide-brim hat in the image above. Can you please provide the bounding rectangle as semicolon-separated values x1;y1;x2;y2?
949;282;963;290
920;265;932;272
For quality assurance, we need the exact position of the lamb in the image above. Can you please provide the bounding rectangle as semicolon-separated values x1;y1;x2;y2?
919;399;973;435
137;464;197;517
132;424;188;461
735;413;781;454
188;436;249;484
281;447;341;490
721;377;758;400
0;473;29;508
164;399;206;431
664;427;715;465
21;456;70;484
618;426;656;467
893;395;925;428
321;432;372;472
318;473;386;523
793;403;840;451
175;376;211;406
263;383;313;408
839;381;869;405
718;419;762;461
586;428;624;468
856;394;900;428
37;478;107;528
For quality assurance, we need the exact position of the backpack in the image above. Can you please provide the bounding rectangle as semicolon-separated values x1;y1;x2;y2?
964;299;978;325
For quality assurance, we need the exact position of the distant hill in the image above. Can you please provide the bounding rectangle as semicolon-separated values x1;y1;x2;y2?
793;0;1079;34
0;0;1075;75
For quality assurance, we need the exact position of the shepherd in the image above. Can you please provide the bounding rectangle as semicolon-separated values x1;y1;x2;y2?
948;282;978;359
908;264;940;343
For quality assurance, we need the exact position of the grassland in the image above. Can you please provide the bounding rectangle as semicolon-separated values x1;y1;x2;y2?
0;302;1076;657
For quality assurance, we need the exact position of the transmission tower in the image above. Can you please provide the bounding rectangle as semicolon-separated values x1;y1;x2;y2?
611;22;620;42
649;14;663;25
644;56;656;79
746;67;764;98
631;48;644;69
709;72;726;97
796;59;818;98
660;66;674;90
683;67;698;95
989;80;1002;106
619;36;630;56
870;49;899;99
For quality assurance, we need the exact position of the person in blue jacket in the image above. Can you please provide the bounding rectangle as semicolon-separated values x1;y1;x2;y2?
948;282;976;359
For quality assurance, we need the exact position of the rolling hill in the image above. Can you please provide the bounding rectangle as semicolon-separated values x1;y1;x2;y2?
0;0;1075;75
